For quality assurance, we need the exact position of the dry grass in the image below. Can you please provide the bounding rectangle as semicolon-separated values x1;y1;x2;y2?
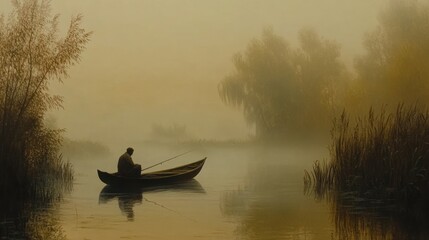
305;104;429;206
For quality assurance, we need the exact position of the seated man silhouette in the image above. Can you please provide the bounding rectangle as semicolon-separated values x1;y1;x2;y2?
118;147;141;177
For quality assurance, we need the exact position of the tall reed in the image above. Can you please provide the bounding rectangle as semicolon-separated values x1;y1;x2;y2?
305;104;429;206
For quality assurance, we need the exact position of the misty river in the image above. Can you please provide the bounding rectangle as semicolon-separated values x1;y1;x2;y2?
60;144;332;239
3;143;428;239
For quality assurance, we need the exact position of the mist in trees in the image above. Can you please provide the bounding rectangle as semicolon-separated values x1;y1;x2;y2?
0;0;90;194
218;28;348;141
355;0;429;109
220;0;429;142
303;0;429;221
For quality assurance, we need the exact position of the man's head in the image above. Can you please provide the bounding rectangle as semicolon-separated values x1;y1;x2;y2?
126;147;134;155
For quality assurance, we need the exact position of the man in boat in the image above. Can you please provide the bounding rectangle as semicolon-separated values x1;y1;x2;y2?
118;147;141;177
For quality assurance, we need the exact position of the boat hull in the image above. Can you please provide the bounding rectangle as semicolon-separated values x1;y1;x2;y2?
97;158;206;186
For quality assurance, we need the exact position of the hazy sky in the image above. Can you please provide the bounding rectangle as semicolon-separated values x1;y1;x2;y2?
1;0;386;146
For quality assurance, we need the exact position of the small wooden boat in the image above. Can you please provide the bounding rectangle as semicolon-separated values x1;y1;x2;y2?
97;157;206;186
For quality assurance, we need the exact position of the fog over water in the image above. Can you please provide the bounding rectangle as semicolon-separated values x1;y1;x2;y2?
1;0;386;148
5;1;429;239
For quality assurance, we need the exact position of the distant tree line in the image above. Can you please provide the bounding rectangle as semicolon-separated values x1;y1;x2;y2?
150;123;191;142
219;0;429;142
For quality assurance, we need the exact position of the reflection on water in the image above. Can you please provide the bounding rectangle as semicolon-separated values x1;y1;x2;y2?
0;202;69;239
98;180;206;221
330;193;429;240
25;207;67;240
1;207;66;240
99;186;143;221
0;177;72;239
303;182;429;240
220;153;333;240
25;144;426;239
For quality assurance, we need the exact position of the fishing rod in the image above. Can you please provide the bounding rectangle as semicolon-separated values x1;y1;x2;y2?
143;196;198;223
141;150;193;172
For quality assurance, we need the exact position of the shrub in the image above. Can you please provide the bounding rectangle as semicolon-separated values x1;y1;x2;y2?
0;0;90;196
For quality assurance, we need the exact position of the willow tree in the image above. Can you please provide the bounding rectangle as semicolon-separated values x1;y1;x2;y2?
219;28;347;141
293;29;348;132
0;0;91;191
355;0;429;108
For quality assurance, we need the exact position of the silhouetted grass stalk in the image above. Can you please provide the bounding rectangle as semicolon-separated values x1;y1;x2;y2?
305;105;429;206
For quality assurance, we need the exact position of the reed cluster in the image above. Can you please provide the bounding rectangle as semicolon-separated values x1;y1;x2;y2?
0;119;73;238
305;105;429;207
0;127;74;211
0;0;89;201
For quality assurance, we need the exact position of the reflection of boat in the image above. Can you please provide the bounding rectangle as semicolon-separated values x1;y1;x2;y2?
98;186;143;221
98;179;206;204
98;179;206;221
97;158;206;186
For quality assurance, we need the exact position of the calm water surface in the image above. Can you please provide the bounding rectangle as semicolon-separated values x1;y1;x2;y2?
57;144;332;240
15;144;425;240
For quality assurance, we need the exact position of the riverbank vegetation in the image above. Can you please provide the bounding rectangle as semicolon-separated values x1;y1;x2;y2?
0;0;90;204
302;0;429;217
219;0;429;143
305;105;429;209
218;0;429;217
